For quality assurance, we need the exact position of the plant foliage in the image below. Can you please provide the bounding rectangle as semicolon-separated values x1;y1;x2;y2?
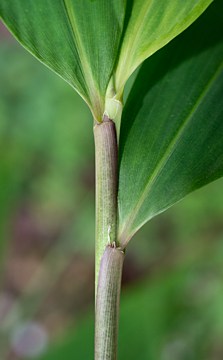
0;0;213;121
1;0;222;244
118;1;223;244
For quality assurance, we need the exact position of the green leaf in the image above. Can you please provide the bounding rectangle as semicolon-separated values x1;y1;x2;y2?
0;0;126;121
0;1;214;121
115;0;213;95
118;0;223;246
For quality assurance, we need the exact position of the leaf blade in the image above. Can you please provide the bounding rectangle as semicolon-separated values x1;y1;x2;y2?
0;0;126;120
115;0;214;94
118;0;223;245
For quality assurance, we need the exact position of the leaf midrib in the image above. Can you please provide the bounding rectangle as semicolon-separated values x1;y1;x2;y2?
119;60;223;245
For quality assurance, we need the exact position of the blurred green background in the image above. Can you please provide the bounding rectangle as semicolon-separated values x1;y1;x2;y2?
0;22;223;360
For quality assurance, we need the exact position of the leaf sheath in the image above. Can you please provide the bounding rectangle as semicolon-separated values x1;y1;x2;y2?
94;117;118;289
95;245;125;360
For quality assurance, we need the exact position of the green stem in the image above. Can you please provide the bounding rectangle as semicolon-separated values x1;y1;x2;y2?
94;115;123;359
95;245;125;360
94;116;118;290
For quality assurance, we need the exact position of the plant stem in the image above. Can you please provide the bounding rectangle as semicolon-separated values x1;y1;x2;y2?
95;245;125;360
94;115;123;359
94;116;118;290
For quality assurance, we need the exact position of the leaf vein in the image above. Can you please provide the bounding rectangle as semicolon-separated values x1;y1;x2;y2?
119;60;223;244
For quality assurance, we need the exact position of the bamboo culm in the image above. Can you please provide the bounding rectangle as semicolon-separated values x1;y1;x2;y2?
94;116;119;290
95;245;125;360
94;116;124;360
